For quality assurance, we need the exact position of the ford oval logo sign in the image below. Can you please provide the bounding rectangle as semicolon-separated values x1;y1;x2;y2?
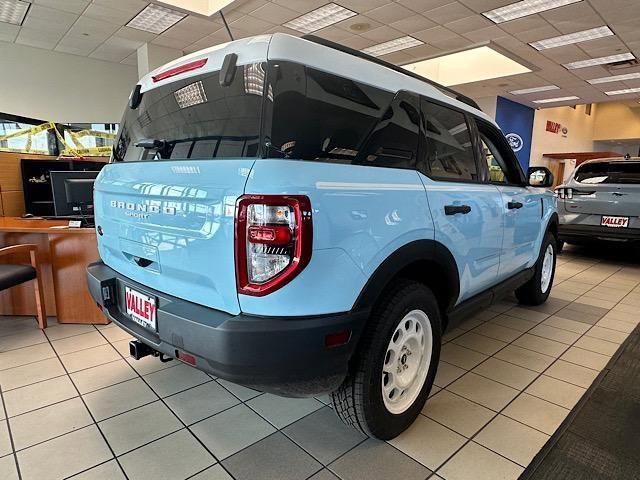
506;133;524;152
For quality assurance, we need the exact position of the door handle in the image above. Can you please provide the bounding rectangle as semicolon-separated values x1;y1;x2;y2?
444;205;471;215
507;201;523;210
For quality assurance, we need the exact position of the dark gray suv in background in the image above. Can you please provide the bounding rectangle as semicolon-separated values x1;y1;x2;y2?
556;157;639;250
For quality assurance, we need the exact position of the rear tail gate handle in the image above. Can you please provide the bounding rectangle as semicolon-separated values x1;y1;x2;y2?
444;205;471;215
508;201;524;210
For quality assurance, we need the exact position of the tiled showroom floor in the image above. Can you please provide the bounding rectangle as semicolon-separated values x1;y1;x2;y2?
0;247;639;480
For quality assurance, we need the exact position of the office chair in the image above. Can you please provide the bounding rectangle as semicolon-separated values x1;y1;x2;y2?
0;244;47;329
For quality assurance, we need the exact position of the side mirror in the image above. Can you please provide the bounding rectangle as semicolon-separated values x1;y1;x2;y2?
528;166;554;188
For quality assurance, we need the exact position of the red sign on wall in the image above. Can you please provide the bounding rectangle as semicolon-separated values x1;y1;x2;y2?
546;120;562;134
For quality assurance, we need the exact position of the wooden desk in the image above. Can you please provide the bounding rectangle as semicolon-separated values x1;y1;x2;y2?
0;217;108;324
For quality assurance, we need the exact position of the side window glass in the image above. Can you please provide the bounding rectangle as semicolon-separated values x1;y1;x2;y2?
421;100;478;181
359;91;420;169
480;136;508;183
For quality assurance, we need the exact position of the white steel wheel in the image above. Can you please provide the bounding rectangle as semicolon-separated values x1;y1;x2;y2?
382;309;433;415
540;244;555;293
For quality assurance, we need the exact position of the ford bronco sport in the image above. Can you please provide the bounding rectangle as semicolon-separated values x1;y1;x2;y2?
87;33;558;440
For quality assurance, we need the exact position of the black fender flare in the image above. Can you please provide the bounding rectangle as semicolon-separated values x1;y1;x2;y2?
352;239;460;314
546;212;559;238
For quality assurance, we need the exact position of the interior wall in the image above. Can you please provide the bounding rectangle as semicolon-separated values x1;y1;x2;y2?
530;104;597;167
593;102;640;141
0;41;138;123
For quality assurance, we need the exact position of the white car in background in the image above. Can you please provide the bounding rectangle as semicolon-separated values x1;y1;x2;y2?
556;157;640;250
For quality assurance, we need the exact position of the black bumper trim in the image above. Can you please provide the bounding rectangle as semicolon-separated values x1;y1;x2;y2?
86;261;367;396
559;224;640;242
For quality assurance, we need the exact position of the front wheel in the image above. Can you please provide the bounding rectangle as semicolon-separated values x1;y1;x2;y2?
515;231;557;305
331;281;441;440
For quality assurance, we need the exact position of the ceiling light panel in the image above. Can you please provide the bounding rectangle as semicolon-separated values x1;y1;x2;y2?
483;0;582;24
510;85;560;95
174;81;208;108
530;26;614;50
0;0;29;25
605;87;640;96
284;3;357;34
563;52;635;69
127;4;186;34
587;72;640;84
362;36;424;57
533;96;580;104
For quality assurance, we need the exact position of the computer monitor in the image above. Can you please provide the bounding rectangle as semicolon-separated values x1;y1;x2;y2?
50;171;99;217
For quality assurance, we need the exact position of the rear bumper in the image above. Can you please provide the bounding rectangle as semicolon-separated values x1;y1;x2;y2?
559;224;640;243
86;261;367;396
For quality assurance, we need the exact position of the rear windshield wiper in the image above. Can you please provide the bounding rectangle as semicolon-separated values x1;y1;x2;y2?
135;138;167;149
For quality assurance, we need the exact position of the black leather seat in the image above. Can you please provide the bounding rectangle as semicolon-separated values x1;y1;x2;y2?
0;264;37;291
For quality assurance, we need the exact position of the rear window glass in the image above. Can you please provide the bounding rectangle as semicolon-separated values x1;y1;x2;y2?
112;63;264;162
575;161;640;184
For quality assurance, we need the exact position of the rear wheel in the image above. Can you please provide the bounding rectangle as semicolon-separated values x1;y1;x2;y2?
516;231;557;305
331;281;441;440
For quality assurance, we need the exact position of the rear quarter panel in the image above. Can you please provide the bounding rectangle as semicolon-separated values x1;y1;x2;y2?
240;160;434;316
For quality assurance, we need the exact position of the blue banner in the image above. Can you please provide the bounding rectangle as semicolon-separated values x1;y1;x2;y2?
495;96;534;171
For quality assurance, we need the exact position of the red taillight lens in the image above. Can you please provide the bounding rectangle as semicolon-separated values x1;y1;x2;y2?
235;195;312;296
152;58;208;83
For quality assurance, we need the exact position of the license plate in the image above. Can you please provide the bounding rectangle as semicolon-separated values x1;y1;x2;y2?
125;286;157;330
601;216;629;228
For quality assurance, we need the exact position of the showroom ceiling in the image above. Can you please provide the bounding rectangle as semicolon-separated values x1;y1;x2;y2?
1;0;640;108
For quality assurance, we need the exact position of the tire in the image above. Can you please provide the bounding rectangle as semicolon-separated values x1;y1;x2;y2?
331;280;441;440
515;231;557;306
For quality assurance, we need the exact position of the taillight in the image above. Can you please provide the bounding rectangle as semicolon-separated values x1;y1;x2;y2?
555;187;573;199
235;195;312;296
152;58;207;83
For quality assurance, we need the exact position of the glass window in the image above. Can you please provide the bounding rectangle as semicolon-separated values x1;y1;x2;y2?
61;123;118;156
266;61;401;166
0;117;57;155
480;135;508;183
575;161;640;184
420;100;478;181
112;63;264;162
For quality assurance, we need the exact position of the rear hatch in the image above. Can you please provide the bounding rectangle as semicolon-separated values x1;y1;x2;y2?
561;161;640;217
95;38;270;315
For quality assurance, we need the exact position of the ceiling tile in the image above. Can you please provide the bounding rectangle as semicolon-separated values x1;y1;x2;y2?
25;4;79;29
463;25;508;42
120;52;137;66
430;35;473;51
499;15;549;36
341;35;376;50
445;13;493;34
342;0;393;13
91;0;148;15
334;14;383;34
55;36;103;56
389;15;437;34
0;22;19;42
379;50;414;64
114;26;156;43
359;25;405;43
271;0;328;14
458;0;514;14
314;26;353;42
424;2;476;24
396;0;455;13
247;3;300;24
15;28;65;50
413;25;460;44
33;0;90;14
67;15;120;39
232;0;269;15
365;3;415;24
152;35;194;50
83;3;135;25
541;45;590;64
229;14;275;35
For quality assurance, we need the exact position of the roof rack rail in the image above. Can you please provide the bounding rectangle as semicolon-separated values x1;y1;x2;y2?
301;34;482;112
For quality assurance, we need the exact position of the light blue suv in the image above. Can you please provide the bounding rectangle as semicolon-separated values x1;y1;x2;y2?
87;33;558;439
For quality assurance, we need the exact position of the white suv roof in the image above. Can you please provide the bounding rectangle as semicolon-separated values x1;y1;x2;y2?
140;33;494;126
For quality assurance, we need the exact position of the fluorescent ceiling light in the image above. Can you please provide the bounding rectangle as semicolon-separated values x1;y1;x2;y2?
587;72;640;84
157;0;235;16
403;46;531;87
127;4;186;34
533;96;580;104
284;3;356;34
563;52;635;69
0;0;29;25
174;81;208;108
510;85;560;95
529;26;614;50
483;0;582;24
605;87;640;96
362;36;424;57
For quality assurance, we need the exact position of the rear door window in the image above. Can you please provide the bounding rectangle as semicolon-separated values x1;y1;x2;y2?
575;161;640;184
419;100;479;181
112;63;265;162
264;61;419;169
475;121;526;185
